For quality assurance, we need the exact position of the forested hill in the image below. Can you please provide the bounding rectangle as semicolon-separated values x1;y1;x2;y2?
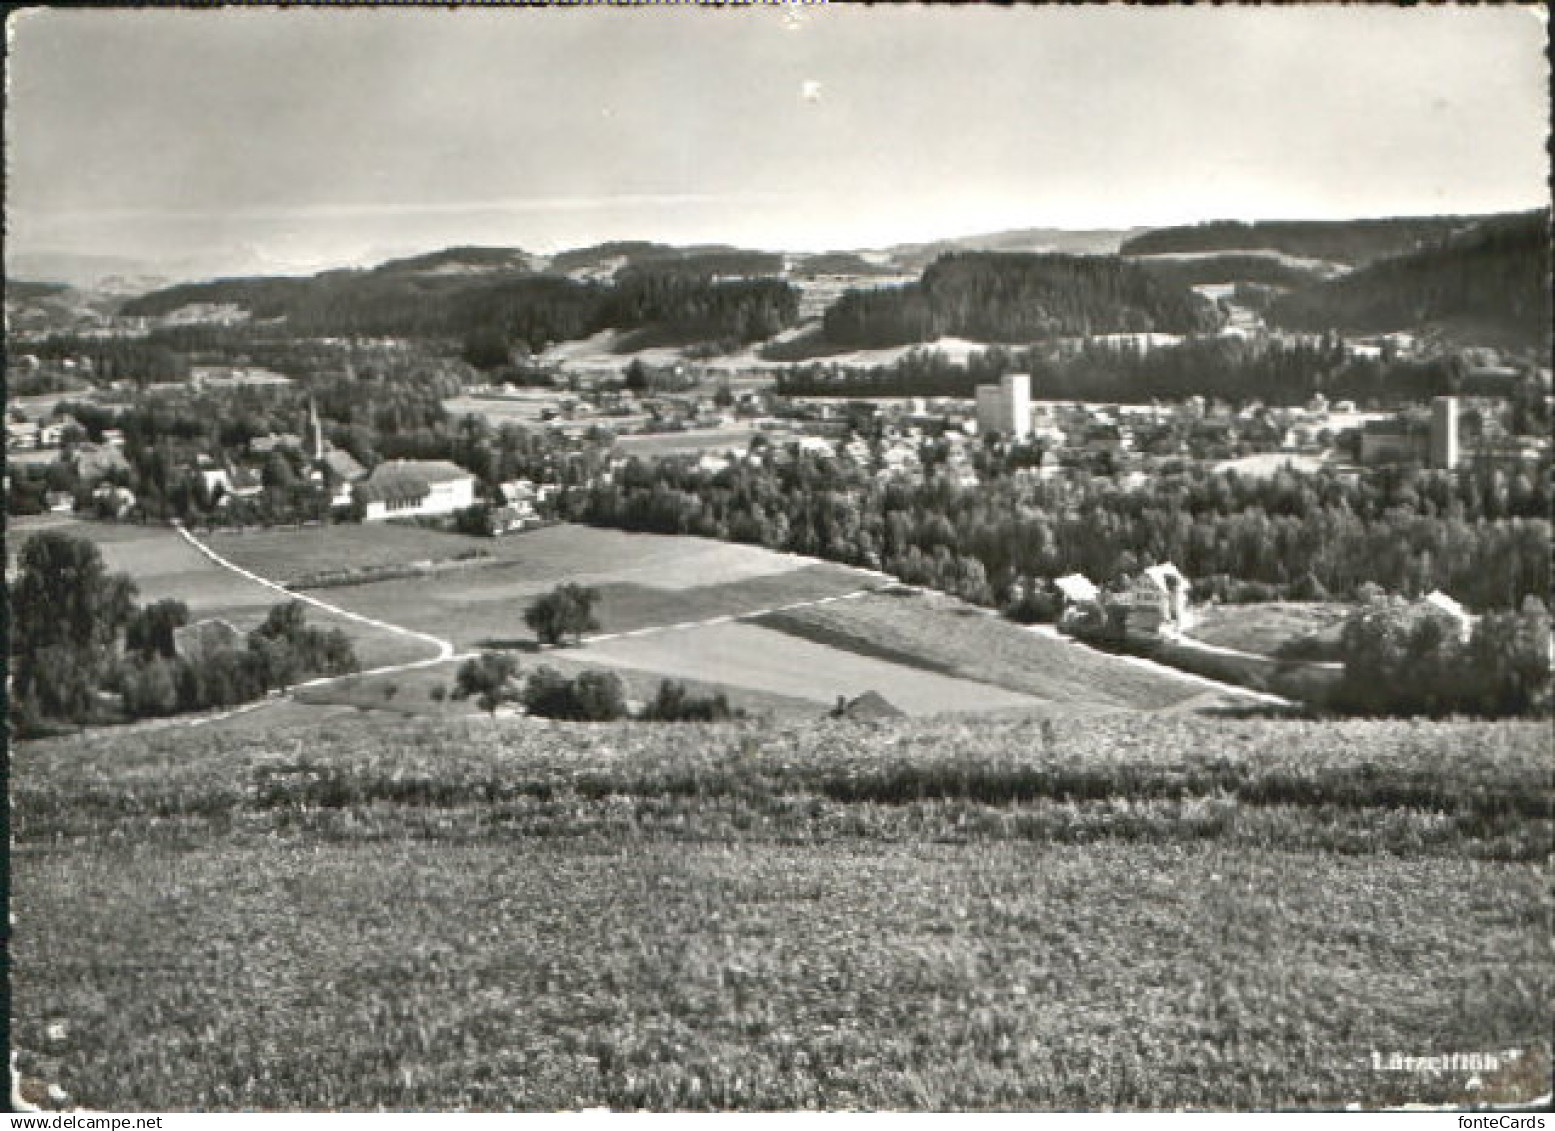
545;242;784;279
120;253;800;348
368;246;539;275
1129;251;1338;291
821;252;1219;348
1120;214;1513;266
1268;210;1551;348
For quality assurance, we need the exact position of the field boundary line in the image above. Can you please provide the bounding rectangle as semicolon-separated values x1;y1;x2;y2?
171;522;454;662
1024;624;1295;707
1164;628;1344;671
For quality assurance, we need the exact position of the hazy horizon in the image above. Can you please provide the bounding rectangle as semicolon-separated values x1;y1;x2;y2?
7;5;1549;280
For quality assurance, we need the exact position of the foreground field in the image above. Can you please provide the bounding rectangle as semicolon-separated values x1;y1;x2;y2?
12;713;1550;1111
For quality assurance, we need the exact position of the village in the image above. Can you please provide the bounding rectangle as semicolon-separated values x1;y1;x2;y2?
8;5;1553;1117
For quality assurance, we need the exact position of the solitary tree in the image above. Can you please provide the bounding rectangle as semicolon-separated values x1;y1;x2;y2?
524;583;602;646
452;652;522;716
623;359;650;393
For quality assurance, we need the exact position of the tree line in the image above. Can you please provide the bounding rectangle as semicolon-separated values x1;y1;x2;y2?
1118;214;1503;265
820;252;1220;348
773;333;1544;410
561;450;1549;613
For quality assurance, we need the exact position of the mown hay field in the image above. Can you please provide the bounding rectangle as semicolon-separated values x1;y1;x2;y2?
756;590;1215;710
304;562;872;654
215;523;837;593
11;712;1551;1111
612;426;765;459
575;621;1050;715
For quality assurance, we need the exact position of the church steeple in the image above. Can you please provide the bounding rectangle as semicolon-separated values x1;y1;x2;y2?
308;397;325;460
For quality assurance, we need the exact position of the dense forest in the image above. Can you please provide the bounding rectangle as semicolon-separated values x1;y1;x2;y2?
790;252;899;277
820;252;1219;348
1119;214;1504;265
367;246;538;275
1269;211;1551;347
545;242;782;279
610;251;785;281
1129;252;1332;290
6;280;72;301
21;333;190;385
122;263;801;350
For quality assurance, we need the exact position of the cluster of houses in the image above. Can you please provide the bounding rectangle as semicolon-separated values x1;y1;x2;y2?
7;410;79;454
1051;563;1196;643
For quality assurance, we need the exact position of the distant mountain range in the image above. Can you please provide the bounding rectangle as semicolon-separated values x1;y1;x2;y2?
11;210;1549;352
7;225;1144;293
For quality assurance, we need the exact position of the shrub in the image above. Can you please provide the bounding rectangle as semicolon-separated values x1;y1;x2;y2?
452;652;521;716
639;680;745;723
121;658;181;718
521;665;627;722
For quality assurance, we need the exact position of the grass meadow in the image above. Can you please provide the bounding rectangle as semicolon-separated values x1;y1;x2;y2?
574;621;1051;715
11;711;1550;1111
1189;602;1352;660
755;590;1218;711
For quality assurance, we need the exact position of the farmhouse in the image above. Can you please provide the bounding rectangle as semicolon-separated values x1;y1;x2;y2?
1142;563;1194;629
1109;563;1194;641
92;484;137;518
355;459;476;521
1053;572;1100;607
70;443;131;484
7;420;40;451
194;458;263;501
172;618;245;663
830;691;905;721
1418;590;1474;643
250;432;303;455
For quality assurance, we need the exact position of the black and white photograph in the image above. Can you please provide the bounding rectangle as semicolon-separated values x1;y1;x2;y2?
5;2;1551;1115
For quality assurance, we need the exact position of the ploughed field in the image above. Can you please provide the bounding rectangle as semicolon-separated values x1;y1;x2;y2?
11;711;1550;1111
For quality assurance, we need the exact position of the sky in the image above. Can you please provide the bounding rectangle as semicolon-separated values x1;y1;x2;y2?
6;4;1550;278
